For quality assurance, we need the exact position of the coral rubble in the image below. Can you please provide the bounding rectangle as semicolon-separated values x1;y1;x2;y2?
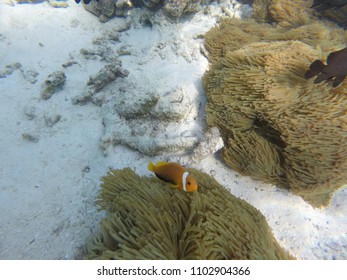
100;83;200;156
40;71;66;100
85;168;293;259
0;63;22;78
82;0;132;22
6;0;69;8
68;15;210;158
163;0;202;18
202;18;347;207
72;62;129;105
80;0;207;20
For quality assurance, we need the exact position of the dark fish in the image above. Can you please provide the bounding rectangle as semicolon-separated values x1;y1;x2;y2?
305;47;347;87
311;0;347;9
74;0;98;4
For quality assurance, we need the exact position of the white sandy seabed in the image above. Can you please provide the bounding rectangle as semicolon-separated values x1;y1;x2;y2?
0;1;346;260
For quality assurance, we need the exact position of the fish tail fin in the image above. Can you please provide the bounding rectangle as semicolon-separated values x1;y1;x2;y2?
147;161;155;172
332;76;345;87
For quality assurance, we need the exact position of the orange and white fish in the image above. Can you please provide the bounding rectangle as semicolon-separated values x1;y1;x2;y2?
148;161;198;192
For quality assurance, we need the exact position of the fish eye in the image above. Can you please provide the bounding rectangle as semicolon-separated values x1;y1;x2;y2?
188;182;191;185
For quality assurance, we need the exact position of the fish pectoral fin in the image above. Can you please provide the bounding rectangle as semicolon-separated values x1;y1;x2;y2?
314;72;329;84
167;183;179;189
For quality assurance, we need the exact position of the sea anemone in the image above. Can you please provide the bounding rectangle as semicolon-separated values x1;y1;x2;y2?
85;168;292;259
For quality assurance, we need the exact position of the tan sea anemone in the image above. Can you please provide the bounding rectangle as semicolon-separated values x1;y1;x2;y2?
252;0;313;28
202;22;347;207
85;168;293;259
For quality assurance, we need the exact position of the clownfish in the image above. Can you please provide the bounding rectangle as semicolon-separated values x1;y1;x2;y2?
148;161;198;192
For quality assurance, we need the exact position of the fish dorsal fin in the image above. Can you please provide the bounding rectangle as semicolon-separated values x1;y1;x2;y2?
182;171;189;192
327;50;341;65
